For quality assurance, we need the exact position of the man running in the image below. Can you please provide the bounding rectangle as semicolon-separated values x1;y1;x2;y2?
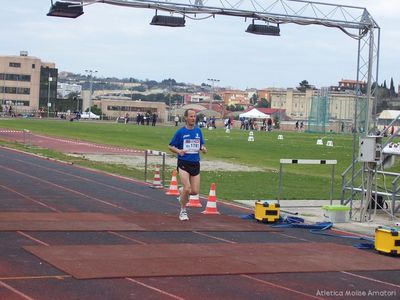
168;109;207;221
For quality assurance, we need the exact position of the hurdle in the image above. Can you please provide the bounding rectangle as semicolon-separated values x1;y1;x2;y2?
144;150;166;187
278;159;337;204
23;129;32;147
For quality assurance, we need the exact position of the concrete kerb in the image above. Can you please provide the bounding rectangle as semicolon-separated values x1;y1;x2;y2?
234;199;399;237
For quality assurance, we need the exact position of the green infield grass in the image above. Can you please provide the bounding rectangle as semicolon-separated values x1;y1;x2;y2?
1;118;398;200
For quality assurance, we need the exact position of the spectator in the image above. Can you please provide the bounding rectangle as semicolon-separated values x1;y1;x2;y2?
211;117;216;129
136;113;141;125
227;117;232;130
152;113;157;126
267;118;273;131
240;117;245;130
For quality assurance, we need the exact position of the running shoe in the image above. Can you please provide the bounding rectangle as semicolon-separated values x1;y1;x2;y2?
179;209;189;221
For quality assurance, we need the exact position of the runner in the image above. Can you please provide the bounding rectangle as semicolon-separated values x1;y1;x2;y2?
168;109;207;221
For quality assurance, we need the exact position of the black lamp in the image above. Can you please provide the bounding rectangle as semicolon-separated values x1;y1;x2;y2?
246;21;280;36
150;14;185;27
47;1;84;18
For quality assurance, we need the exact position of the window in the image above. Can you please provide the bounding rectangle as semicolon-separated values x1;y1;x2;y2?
9;62;21;68
32;64;35;69
0;100;29;106
0;87;30;95
0;73;30;82
17;87;30;95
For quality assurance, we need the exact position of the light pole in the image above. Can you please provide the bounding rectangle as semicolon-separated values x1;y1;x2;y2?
85;69;97;119
47;76;52;118
207;78;219;111
279;91;283;123
76;95;80;111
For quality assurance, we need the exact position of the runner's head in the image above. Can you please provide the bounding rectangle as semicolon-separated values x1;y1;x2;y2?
184;109;196;127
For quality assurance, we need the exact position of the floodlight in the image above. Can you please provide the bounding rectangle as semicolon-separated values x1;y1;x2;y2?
47;1;84;18
246;23;280;36
150;15;185;27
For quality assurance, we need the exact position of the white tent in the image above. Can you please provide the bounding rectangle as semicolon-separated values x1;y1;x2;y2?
378;110;400;120
239;108;270;119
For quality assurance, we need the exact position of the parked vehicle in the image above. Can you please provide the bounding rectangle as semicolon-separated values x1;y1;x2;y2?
80;112;100;120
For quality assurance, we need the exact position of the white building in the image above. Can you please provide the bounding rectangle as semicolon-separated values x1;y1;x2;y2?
57;82;82;98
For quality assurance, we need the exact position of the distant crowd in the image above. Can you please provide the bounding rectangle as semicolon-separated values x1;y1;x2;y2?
1;105;16;117
124;112;158;126
239;117;274;131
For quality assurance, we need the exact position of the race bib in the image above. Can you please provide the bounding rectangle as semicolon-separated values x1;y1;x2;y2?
183;139;200;153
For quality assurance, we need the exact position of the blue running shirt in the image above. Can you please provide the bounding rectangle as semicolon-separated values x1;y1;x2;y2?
169;126;204;162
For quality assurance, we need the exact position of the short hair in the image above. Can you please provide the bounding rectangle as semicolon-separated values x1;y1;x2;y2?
184;109;195;117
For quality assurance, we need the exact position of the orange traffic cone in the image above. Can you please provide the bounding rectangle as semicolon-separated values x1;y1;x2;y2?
150;165;163;189
202;183;220;214
187;194;202;208
166;170;180;196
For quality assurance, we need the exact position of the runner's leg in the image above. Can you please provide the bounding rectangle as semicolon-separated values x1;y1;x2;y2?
189;174;200;196
178;168;191;208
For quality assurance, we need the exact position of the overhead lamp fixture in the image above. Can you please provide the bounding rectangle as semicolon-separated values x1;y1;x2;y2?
246;21;280;36
150;12;185;27
47;1;84;18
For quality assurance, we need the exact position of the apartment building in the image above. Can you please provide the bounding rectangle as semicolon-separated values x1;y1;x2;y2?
220;90;249;106
0;51;57;113
57;82;82;98
268;88;358;121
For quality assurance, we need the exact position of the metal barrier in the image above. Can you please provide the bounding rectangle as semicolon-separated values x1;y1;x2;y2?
23;129;32;147
278;159;337;204
144;150;166;186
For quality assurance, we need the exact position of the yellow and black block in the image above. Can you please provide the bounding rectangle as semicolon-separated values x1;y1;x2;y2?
374;226;400;255
254;201;280;223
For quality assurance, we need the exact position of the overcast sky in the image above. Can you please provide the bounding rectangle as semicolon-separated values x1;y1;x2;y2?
1;0;398;90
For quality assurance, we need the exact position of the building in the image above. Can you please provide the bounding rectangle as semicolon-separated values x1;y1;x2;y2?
268;88;315;119
268;88;358;122
93;97;167;122
57;82;82;99
0;51;57;114
187;93;210;103
220;90;250;106
331;79;366;92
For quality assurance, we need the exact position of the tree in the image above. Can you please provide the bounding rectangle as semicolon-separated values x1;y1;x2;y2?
130;85;146;92
171;94;183;105
144;80;158;89
374;81;390;99
228;104;244;111
257;98;270;108
213;94;222;100
390;77;396;98
250;94;258;105
161;78;177;88
87;105;102;116
297;80;311;92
